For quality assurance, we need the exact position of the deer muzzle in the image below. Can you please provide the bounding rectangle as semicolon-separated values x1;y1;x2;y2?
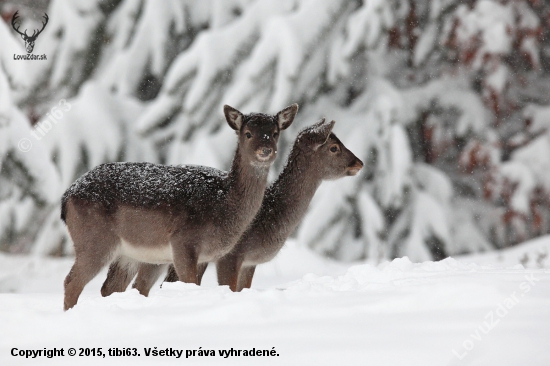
255;147;274;161
347;158;363;176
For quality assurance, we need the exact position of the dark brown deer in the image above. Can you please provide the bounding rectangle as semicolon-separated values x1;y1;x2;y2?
11;11;48;54
61;104;298;310
126;118;363;293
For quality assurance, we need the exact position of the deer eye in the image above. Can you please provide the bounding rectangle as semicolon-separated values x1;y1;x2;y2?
273;132;279;138
330;145;339;153
245;132;252;139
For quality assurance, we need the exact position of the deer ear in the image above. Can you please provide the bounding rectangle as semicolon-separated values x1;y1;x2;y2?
321;120;336;142
224;105;243;131
276;103;299;130
313;119;336;150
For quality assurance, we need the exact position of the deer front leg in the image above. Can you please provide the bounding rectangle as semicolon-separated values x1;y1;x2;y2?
236;265;256;292
163;262;208;286
101;258;139;297
216;253;242;292
132;263;167;296
171;244;199;285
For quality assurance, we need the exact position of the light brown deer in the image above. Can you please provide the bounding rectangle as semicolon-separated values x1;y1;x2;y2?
121;118;362;293
61;104;298;310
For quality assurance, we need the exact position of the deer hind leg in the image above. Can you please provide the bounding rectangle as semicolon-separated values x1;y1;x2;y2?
100;257;139;297
236;265;256;292
64;201;119;310
163;262;207;286
163;265;178;284
64;248;116;311
216;253;242;292
132;263;167;297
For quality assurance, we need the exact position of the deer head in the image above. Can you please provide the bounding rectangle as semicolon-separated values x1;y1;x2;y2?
11;11;49;54
224;104;298;167
296;118;363;179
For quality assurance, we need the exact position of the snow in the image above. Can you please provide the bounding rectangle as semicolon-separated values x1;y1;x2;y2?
400;77;490;136
399;191;451;262
413;22;438;66
3;0;550;289
356;188;385;260
41;81;150;189
485;64;509;94
413;163;453;205
147;0;294;119
340;0;394;58
459;234;550;269
0;48;61;254
498;161;536;214
452;0;539;72
27;0;105;92
0;19;28;94
511;134;550;192
298;177;358;256
455;1;513;64
386;124;412;208
225;0;348;112
1;239;549;365
99;0;188;96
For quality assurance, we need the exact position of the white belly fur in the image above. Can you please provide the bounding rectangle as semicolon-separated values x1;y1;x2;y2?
120;239;173;264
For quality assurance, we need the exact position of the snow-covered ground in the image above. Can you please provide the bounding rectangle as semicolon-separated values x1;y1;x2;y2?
1;239;549;366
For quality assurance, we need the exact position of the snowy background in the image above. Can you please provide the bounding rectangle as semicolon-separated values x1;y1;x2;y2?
3;0;550;261
1;0;550;364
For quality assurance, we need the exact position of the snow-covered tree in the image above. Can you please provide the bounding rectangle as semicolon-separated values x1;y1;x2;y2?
0;19;60;253
2;0;550;262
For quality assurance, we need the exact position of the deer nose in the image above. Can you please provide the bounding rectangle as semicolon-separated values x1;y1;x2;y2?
260;147;273;157
256;147;273;160
347;158;363;176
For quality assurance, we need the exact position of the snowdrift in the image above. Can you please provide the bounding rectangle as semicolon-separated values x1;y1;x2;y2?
1;239;549;365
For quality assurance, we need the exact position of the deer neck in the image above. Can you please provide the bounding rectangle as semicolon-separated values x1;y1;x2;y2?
225;146;270;229
267;148;322;232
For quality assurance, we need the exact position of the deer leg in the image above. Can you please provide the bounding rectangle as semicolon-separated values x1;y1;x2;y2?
162;262;207;287
216;253;242;292
237;265;256;292
197;262;208;285
64;201;119;310
171;243;199;285
64;250;114;311
132;263;166;297
100;257;139;297
163;265;178;283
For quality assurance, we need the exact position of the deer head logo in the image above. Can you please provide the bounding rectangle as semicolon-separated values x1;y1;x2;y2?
11;11;49;54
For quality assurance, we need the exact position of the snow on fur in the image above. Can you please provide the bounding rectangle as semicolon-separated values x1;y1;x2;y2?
61;162;228;222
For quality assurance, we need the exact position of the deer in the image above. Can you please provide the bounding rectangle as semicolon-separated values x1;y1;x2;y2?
61;104;298;310
11;11;48;54
110;118;363;294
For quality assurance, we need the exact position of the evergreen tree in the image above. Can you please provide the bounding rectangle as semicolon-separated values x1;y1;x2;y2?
1;0;550;261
